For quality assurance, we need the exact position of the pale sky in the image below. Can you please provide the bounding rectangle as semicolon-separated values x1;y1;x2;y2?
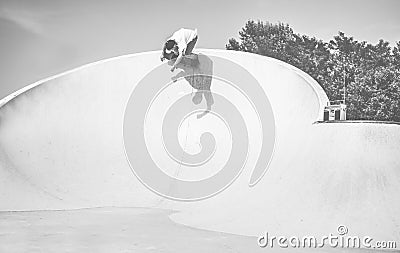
0;0;399;99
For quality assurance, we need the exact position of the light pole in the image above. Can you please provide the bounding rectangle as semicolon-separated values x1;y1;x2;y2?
343;66;346;104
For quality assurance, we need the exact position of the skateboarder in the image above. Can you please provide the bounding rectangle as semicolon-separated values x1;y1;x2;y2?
160;28;198;72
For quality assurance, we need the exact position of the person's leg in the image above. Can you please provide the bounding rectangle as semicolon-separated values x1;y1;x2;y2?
196;89;213;119
192;90;203;105
185;36;198;55
203;90;214;108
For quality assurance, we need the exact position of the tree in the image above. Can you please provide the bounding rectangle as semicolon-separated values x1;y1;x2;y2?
226;20;400;122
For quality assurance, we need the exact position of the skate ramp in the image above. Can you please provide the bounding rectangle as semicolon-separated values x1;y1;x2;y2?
0;49;399;246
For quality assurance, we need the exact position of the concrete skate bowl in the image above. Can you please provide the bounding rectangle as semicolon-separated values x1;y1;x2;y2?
0;49;399;251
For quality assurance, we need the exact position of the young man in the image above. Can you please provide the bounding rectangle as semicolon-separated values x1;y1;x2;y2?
160;28;198;72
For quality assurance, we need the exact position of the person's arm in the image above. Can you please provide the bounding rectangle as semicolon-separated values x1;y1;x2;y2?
171;43;187;71
171;52;183;71
160;44;167;61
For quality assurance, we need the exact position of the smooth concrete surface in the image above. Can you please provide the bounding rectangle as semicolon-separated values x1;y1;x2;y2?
0;49;398;251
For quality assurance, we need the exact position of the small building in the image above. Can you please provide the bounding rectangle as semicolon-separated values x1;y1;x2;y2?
323;100;346;121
